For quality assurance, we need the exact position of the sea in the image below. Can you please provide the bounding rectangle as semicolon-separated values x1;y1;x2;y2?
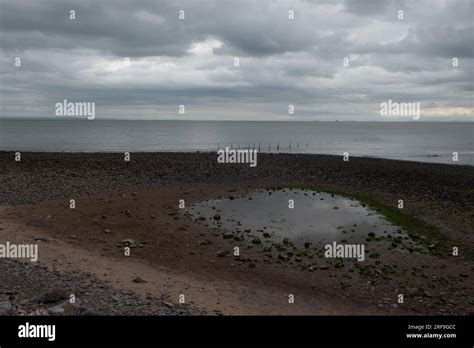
0;119;472;165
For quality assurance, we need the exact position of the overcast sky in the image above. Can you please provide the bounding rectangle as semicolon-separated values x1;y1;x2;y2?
0;0;473;121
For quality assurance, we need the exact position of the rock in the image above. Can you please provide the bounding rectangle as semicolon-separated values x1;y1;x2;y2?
104;229;111;234
30;308;49;316
249;263;256;269
213;214;221;221
304;242;311;249
368;232;375;237
282;237;289;245
34;289;68;304
33;236;49;242
216;250;229;257
47;304;65;315
132;276;146;283
233;235;245;241
222;233;233;239
121;239;137;248
0;301;12;315
460;273;469;278
198;240;212;246
80;308;100;316
251;237;261;244
163;301;174;308
262;232;271;238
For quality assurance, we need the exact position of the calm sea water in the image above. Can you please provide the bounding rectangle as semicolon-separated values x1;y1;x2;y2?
0;119;472;165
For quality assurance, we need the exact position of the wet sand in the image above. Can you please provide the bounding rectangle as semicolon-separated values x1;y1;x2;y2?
0;152;473;315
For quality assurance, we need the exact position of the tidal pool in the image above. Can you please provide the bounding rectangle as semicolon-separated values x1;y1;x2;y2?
186;189;411;248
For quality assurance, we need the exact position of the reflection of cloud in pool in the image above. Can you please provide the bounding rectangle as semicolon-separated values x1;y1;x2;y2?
186;189;408;248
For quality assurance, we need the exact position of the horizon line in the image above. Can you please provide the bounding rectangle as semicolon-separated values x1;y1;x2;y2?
0;117;473;123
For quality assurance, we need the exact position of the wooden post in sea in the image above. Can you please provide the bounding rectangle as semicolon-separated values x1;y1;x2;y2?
277;140;280;151
289;140;291;150
258;141;261;152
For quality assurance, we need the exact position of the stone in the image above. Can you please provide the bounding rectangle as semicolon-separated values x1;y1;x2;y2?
216;250;229;257
34;289;68;304
121;239;137;248
0;301;12;314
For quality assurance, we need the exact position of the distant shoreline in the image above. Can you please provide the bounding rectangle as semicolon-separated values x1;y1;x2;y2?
1;117;473;123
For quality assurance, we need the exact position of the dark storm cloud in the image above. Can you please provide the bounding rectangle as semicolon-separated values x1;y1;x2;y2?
0;0;472;120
